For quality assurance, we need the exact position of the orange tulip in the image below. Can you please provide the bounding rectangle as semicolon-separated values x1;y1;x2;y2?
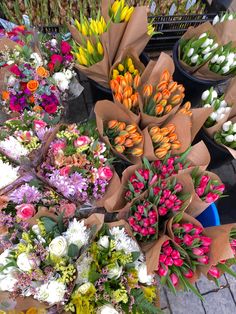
154;147;168;159
151;133;163;143
143;84;153;98
183;101;191;111
124;138;134;147
133;74;141;89
159;99;168;107
120;77;127;88
123;86;133;98
167;124;176;133
36;66;49;78
149;126;160;136
168;81;178;93
160;69;171;82
114;136;126;145
126;124;137;134
131;134;143;144
153;92;162;103
108;120;119;129
164;105;173;114
161;142;171;150
118;122;126;131
162;89;171;100
168;133;178;142
114;92;123;103
157;81;168;92
115;145;125;153
160;136;170;143
120;130;130;138
110;79;119;92
123;98;132;110
1;91;9;100
124;72;133;85
155;104;164;116
171;140;181;150
131;147;143;156
160;127;170;136
169;94;182;106
27;80;39;92
131;92;139;106
177;84;185;93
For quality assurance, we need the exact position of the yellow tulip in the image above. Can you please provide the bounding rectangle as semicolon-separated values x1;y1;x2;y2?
127;57;133;68
112;69;119;79
118;63;124;72
101;16;106;30
128;65;135;73
120;6;129;21
80;54;88;66
111;1;120;13
87;40;94;55
97;21;104;34
74;19;81;31
81;23;88;36
97;41;104;55
125;7;134;22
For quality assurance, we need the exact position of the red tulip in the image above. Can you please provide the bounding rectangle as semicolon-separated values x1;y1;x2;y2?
200;236;212;246
183;269;194;279
162;240;170;247
150;217;157;225
159;254;167;263
157;266;168;277
165;257;174;266
171;250;180;260
208;266;221;279
165;200;174;209
134;212;142;221
140;228;149;236
163;246;173;256
158;206;168;216
128;217;136;226
182;223;194;233
149;210;157;219
194;226;204;235
197;255;209;265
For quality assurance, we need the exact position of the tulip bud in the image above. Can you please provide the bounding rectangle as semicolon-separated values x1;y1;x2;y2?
200;236;212;246
171;250;180;260
110;79;119;92
108;120;119;129
123;86;133;98
164;105;173;114
161;142;171;150
192;247;204;256
118;63;124;72
114;93;123;103
170;94;182;106
131;93;139;106
183;269;194;279
170;273;179;287
143;84;153;98
208;266;221;278
124;138;134;148
173;258;184;267
126;124;137;133
112;69;119;79
115;145;125;153
157;266;168;277
97;42;104;55
160;70;171;82
114;136;126;145
171;140;181;150
157;81;168;92
149;126;160;136
197;255;209;265
168;133;177;143
124;72;133;85
123;98;132;110
155;104;164;116
158;206;168;216
155;147;168;159
131;147;143;157
153;92;162;103
133;74;141;89
151;133;163;143
168;81;178;93
117;122;126;131
162;89;171;100
165;257;174;266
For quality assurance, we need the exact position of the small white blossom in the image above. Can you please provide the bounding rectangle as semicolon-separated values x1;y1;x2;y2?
191;55;199;64
210;112;218;121
201;89;210;101
201;38;211;48
233;123;236;133
220;100;227;107
225;135;234;142
0;136;29;159
97;304;119;314
217;55;226;64
213;15;220;25
199;33;207;39
211;43;219;50
97;235;110;249
211;54;219;63
63;219;90;250
228;14;234;21
187;48;194;57
50;39;57;47
223;121;232;132
110;226;140;255
222;65;230;74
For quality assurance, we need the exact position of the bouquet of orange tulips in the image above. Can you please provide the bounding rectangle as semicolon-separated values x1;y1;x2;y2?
149;124;181;159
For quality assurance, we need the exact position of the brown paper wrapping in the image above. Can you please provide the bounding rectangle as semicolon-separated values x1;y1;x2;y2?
214;20;236;45
94;100;144;164
143;113;192;161
186;170;223;217
190;107;213;141
179;22;221;74
0;294;47;311
114;6;150;62
0;37;19;52
113;99;141;124
184;141;210;172
199;224;236;276
0;65;11;92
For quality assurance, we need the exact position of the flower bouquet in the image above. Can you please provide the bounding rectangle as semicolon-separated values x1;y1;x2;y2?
95;100;144;163
187;167;224;217
0;153;20;191
38;122;119;209
214;118;236;158
65;221;160;313
0;112;54;165
0;213;103;311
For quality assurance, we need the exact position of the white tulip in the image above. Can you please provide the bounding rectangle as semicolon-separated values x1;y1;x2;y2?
227;53;235;61
212;90;218;99
211;54;219;63
208;39;214;46
220;100;227;107
228;14;234;21
201;38;211;48
49;236;68;257
232;60;236;67
210;112;218;121
222;65;230;74
213;15;220;25
202;46;211;55
220;14;226;22
225;58;234;67
204;104;211;108
225;107;231;113
222;121;232;131
97;235;110;249
204;52;212;60
225;135;234;142
216;113;225;122
217;55;226;64
211;43;219;50
199;32;207;39
191;55;199;64
201;90;210;100
187;48;194;57
233;123;236;133
217;107;225;115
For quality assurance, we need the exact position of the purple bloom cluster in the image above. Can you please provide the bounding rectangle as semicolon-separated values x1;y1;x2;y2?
9;183;42;204
93;178;108;200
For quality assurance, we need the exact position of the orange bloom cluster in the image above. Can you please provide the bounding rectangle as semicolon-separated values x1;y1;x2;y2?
110;72;141;113
149;124;181;159
178;101;192;117
106;120;143;157
143;70;185;117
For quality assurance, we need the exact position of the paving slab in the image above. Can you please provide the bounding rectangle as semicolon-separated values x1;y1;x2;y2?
197;275;227;294
160;287;169;309
224;265;236;302
202;288;236;314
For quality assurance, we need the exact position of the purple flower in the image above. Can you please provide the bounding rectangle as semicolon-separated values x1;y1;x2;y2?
9;183;42;204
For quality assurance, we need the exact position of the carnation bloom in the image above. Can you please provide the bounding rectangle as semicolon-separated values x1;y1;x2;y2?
63;219;90;250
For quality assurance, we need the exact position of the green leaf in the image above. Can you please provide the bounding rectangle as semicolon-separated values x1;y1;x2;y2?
217;263;236;278
40;217;57;233
68;243;79;258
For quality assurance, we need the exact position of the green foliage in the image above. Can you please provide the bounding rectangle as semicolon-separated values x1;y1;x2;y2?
68;244;79;258
131;289;161;314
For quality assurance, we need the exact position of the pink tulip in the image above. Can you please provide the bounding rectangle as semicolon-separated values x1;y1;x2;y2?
158;206;168;216
163;189;171;199
200;175;210;186
128;217;136;226
169;194;177;202
162;240;170;247
172;205;181;212
196;187;205;197
172;223;180;230
170;273;179;287
153;186;161;195
175;199;182;206
140;228;149;236
143;218;150;228
161;181;167;189
167;157;175;166
134;212;142;221
197;255;209;265
183;234;194;246
165;257;174;266
165;200;174;209
137;205;144;214
149;174;158;186
148;210;157;219
163;246;173;256
200;236;212;246
194;226;204;235
202;246;210;254
150;217;157;225
159;197;166;205
158;266;168;277
173;258;184;267
159;254;167;263
171;250;180;260
174;183;183;192
208;266;221;279
183;269;194;279
125;190;132;199
192;247;204;256
213;184;225;193
182;223;194;233
205;192;219;203
133;225;141;233
148;227;156;235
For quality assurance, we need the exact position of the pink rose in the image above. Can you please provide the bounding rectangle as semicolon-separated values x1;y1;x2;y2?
98;166;113;181
16;204;36;220
52;141;66;153
61;41;71;55
74;136;91;147
33;120;47;130
59;202;76;218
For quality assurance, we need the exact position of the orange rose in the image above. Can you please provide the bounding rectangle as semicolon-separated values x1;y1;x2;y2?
33;105;43;112
27;80;39;92
1;91;9;101
36;66;49;78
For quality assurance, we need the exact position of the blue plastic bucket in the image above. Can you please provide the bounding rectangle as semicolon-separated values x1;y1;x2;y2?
196;203;220;227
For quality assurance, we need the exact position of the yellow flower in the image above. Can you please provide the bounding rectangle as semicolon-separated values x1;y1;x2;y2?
97;21;104;34
74;19;81;31
127;57;133;67
128;65;135;73
112;69;119;79
112;287;128;303
81;23;88;36
142;286;157;302
125;7;134;22
87;40;94;55
118;63;124;72
97;42;104;55
111;0;120;13
120;6;129;21
26;308;38;314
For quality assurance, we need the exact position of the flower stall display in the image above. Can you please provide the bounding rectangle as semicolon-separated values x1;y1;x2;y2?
65;222;159;313
38;123;117;206
0;214;98;309
0;112;53;164
0;153;20;190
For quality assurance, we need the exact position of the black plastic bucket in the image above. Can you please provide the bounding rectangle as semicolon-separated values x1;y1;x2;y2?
88;52;150;104
197;128;233;169
173;41;226;107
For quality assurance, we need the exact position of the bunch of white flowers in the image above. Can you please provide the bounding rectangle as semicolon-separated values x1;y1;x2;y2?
63;218;90;250
201;88;231;127
209;43;236;75
35;280;66;305
0;159;19;189
180;32;218;66
109;226;140;255
214;120;236;149
53;69;75;92
213;12;236;25
0;136;29;160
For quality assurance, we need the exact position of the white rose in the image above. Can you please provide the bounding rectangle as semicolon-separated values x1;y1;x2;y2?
64;69;73;80
199;32;207;39
97;304;119;314
211;54;219;63
8;75;16;87
58;80;69;91
49;236;68;257
46;281;66;304
0;273;18;292
187;48;194;57
201;90;210;101
17;253;39;272
77;282;94;295
225;135;234;142
97;236;110;249
107;263;122;279
51;39;57;47
210;112;217;120
137;263;154;285
201;38;210;48
190;55;199;64
212;15;220;25
217;55;226;64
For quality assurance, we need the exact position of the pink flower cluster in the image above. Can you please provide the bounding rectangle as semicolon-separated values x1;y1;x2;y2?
128;200;158;241
152;156;187;179
157;240;194;287
151;180;184;217
192;172;225;203
173;222;212;266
